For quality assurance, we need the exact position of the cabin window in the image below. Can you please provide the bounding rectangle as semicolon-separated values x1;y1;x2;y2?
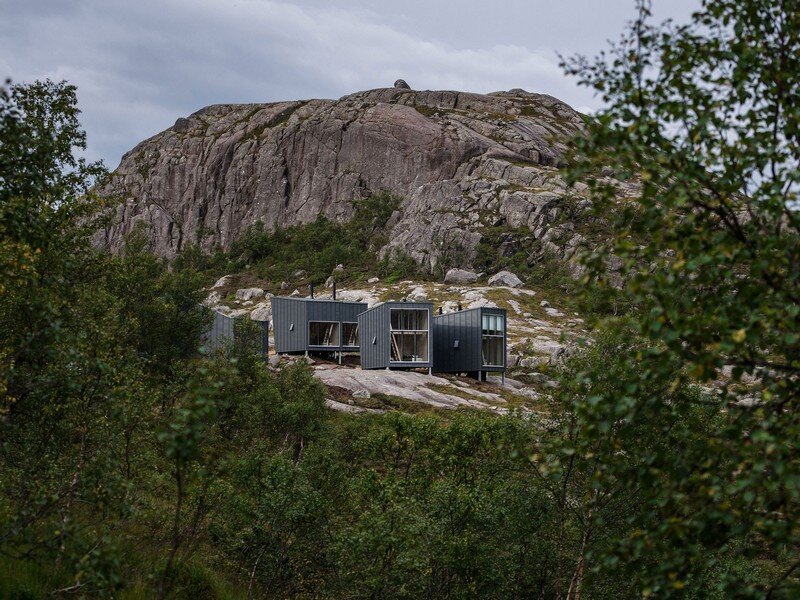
309;321;339;346
481;314;505;366
342;322;359;347
390;309;429;362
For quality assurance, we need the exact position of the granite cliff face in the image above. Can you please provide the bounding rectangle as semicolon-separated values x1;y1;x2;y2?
98;85;591;272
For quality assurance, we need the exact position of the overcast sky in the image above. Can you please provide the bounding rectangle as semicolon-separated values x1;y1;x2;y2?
1;0;699;168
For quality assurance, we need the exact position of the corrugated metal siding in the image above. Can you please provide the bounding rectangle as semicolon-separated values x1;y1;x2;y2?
202;309;236;351
358;303;388;369
432;307;507;373
201;309;269;355
433;308;480;372
359;302;433;369
271;297;308;353
272;297;368;353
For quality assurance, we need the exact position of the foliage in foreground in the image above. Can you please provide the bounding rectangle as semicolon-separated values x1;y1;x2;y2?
4;0;800;593
560;0;800;596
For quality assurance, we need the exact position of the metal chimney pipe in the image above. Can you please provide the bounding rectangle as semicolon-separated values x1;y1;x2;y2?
310;283;314;298
457;302;462;311
438;307;443;315
332;281;337;300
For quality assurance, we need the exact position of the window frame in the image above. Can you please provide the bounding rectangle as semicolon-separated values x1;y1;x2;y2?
341;321;359;348
389;308;430;363
308;320;340;347
481;313;505;367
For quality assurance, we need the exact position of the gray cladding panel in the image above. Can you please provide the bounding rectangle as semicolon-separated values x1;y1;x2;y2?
201;308;269;355
358;303;388;369
358;302;433;369
271;296;308;353
433;307;507;373
272;297;368;353
202;309;235;351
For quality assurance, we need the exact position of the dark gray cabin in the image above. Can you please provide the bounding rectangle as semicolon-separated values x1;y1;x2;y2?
201;308;269;354
432;307;507;381
271;296;368;357
358;301;434;371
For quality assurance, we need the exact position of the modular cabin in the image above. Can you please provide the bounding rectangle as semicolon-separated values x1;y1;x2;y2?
201;308;269;354
358;301;434;371
271;296;368;360
432;306;507;382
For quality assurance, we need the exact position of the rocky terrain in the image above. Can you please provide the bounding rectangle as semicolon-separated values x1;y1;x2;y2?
100;80;612;413
203;274;588;414
97;81;598;274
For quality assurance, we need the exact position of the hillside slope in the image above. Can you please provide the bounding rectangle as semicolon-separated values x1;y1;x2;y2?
97;83;593;273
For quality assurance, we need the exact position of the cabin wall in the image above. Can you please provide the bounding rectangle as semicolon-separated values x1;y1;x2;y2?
271;297;308;353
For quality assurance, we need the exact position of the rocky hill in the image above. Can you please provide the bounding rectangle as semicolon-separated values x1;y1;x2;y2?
97;81;595;275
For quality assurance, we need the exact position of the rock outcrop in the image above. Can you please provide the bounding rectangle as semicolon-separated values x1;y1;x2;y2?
444;268;479;284
488;270;523;288
97;85;590;272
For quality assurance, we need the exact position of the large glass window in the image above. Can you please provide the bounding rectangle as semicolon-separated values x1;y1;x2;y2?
482;314;505;366
309;321;339;346
390;308;428;331
342;322;359;347
390;309;429;362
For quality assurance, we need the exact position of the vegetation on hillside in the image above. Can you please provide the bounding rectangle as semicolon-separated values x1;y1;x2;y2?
174;191;422;288
1;0;799;596
559;0;800;596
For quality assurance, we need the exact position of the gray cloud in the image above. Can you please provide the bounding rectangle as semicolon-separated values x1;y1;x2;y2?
1;0;698;167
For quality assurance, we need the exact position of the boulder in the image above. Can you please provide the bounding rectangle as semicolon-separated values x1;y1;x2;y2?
467;298;498;309
367;277;380;284
268;355;281;368
290;289;300;297
520;356;549;368
336;289;379;306
440;300;459;314
202;291;222;307
325;276;335;288
488;270;523;288
211;275;231;289
250;302;271;321
352;389;371;399
545;307;564;317
394;79;411;90
235;287;264;302
173;117;192;133
444;268;479;284
292;269;307;280
406;286;428;301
